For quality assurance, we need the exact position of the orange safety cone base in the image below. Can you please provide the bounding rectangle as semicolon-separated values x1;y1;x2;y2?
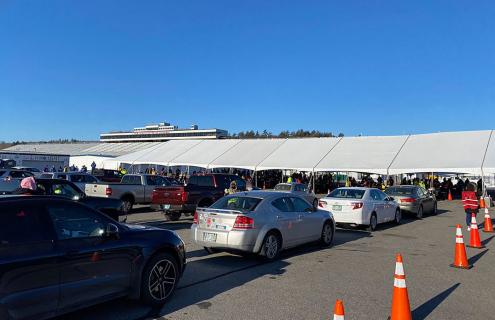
482;229;495;233
466;244;485;249
449;263;472;270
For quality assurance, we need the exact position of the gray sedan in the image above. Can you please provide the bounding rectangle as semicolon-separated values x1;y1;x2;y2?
191;191;335;260
385;185;437;219
274;183;318;208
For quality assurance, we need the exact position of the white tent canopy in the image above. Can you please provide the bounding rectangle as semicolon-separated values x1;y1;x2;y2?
210;139;286;170
315;135;409;175
101;130;495;176
388;131;492;175
168;140;241;168
481;131;495;174
257;138;341;171
132;140;203;166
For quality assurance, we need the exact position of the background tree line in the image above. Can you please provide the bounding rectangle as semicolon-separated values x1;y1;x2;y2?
230;130;344;139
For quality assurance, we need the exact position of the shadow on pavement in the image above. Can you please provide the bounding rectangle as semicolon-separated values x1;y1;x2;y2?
481;235;494;246
468;249;489;266
411;283;460;320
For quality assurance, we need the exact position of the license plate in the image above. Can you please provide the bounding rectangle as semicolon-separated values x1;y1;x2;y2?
162;204;171;210
332;205;342;211
203;232;217;242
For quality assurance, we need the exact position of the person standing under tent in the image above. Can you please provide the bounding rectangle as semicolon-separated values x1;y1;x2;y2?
91;161;96;174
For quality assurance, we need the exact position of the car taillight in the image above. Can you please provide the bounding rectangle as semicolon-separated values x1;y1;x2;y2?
181;191;188;202
193;211;198;224
105;187;112;196
351;202;363;210
318;200;327;208
401;198;416;203
233;215;254;229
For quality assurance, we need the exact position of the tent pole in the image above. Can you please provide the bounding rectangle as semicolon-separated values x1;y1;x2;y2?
254;169;258;188
312;169;316;193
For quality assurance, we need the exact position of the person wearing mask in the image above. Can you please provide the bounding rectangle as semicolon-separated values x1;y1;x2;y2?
462;183;479;231
12;177;37;195
225;181;238;195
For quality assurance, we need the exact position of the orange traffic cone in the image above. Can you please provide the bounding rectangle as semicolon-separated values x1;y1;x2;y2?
390;254;412;320
333;299;345;320
450;224;471;269
467;213;485;248
448;190;453;201
480;197;486;209
483;208;494;233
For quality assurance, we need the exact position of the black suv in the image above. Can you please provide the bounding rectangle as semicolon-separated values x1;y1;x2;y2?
0;196;186;320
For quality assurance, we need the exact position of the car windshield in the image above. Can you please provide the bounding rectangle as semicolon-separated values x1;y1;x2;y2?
328;188;366;199
385;187;415;196
210;196;262;212
274;184;291;191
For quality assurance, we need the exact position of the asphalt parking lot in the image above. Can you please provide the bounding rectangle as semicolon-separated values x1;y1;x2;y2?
56;200;495;320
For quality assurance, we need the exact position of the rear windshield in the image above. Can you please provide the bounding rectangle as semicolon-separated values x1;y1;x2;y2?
210;196;262;212
274;184;291;191
385;187;415;196
328;188;365;199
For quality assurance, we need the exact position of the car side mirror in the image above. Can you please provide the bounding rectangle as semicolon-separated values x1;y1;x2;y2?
105;223;119;239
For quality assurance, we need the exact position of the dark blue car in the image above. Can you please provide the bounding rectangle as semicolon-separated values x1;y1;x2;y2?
0;196;186;320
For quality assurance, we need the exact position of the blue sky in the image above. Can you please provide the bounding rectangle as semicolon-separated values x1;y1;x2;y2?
1;1;494;141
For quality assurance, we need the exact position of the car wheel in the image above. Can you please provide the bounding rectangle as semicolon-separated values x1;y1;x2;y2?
416;205;423;219
320;221;334;246
394;209;401;224
122;198;134;214
140;253;179;306
260;232;281;260
204;247;220;254
312;198;318;209
432;202;438;215
368;213;378;231
166;212;181;221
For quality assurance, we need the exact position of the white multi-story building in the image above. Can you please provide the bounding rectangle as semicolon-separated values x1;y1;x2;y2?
99;122;228;142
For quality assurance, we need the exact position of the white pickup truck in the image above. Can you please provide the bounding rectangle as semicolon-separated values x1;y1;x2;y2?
85;174;179;213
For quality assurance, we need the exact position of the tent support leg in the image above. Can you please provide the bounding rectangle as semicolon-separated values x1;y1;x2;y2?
254;170;257;188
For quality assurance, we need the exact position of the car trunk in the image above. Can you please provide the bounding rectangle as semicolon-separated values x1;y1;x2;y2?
320;198;362;213
196;208;242;232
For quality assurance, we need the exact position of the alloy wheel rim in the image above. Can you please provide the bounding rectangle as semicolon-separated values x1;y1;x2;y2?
323;224;332;243
396;210;401;222
418;207;423;218
265;235;278;259
371;216;377;229
148;259;177;301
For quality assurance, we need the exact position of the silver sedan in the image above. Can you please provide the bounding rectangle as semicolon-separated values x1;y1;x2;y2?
191;191;335;260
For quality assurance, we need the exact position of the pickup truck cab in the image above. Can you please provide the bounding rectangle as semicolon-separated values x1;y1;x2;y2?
151;174;246;221
86;174;179;213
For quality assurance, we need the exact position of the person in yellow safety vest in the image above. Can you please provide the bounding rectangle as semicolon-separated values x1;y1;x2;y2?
287;176;293;183
225;181;238;195
120;167;127;176
345;178;350;187
418;180;426;189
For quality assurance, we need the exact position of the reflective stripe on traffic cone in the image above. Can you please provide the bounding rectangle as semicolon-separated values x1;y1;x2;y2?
467;213;485;248
333;299;345;320
448;190;453;201
483;208;494;233
450;224;471;269
390;254;412;320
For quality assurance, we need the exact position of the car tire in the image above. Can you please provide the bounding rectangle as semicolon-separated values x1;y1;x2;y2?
166;212;181;221
394;209;401;224
260;232;281;261
140;252;179;306
204;247;220;254
432;202;438;215
368;213;378;232
416;205;423;219
320;221;334;246
312;198;319;209
122;198;134;214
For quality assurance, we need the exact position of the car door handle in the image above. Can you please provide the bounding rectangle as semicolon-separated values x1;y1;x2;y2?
298;214;303;219
276;215;282;220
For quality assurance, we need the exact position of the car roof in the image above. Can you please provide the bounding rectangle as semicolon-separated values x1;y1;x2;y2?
226;190;294;199
334;187;374;191
0;195;73;203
